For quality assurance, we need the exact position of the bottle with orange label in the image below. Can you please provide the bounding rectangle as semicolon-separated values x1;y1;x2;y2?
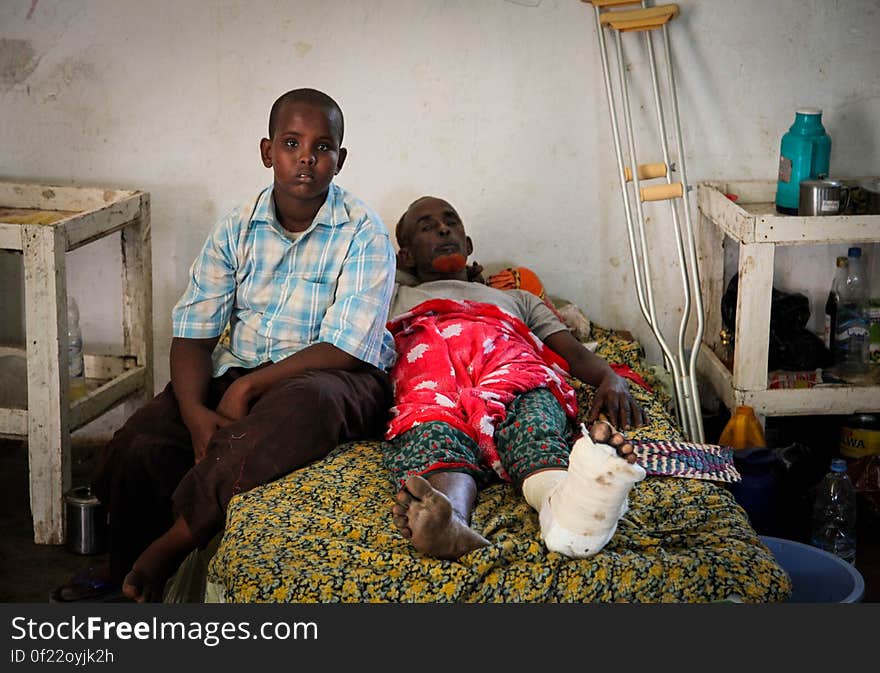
839;413;880;459
719;405;766;450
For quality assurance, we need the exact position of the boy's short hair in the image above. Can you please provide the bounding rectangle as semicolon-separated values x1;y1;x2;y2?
268;88;344;143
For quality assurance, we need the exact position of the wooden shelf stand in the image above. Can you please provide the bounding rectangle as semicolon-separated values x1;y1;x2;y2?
0;182;152;544
696;179;880;418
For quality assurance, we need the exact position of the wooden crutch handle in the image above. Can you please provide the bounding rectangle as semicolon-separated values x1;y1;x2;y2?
639;182;684;202
582;0;643;7
624;163;668;182
600;5;680;32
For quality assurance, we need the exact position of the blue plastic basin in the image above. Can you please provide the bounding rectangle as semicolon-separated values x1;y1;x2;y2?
760;535;865;603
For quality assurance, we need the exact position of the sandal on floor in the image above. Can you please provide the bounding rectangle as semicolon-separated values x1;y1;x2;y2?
49;568;124;603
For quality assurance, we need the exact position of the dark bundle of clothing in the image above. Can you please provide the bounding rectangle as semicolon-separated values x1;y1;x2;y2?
721;273;832;371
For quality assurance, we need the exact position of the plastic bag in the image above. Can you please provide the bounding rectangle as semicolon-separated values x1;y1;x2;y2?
721;274;832;371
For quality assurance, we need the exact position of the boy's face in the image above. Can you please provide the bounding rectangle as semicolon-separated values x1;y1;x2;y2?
398;197;473;281
260;101;346;218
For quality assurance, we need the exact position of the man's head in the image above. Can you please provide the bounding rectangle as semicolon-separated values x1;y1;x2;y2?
395;196;473;282
260;89;347;225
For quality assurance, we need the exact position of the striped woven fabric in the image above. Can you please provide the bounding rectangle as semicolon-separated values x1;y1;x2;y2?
633;440;741;483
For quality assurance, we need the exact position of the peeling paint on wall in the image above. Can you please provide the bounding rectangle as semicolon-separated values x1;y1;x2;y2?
0;38;40;88
294;41;312;58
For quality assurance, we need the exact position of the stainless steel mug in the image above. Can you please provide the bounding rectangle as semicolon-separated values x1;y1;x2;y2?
798;178;850;216
65;486;108;555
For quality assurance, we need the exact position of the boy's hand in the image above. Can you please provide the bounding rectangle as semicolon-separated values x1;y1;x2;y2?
182;406;233;463
216;377;255;422
586;372;646;431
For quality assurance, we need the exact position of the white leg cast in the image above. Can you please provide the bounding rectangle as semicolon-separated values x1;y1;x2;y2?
521;469;566;511
536;430;646;558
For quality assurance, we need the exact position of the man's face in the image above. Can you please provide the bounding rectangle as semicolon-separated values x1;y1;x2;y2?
399;197;472;280
260;101;346;211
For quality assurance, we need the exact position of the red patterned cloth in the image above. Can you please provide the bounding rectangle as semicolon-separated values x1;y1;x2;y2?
610;363;653;393
386;299;577;480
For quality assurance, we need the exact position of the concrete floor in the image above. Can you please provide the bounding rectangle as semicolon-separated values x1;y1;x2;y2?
0;437;111;603
2;435;878;603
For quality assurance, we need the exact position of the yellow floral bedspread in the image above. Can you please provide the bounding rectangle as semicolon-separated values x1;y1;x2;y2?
207;328;791;603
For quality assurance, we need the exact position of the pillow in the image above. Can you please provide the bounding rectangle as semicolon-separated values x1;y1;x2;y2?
487;266;592;341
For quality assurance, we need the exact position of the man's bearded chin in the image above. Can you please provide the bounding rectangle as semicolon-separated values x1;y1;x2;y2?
430;253;467;274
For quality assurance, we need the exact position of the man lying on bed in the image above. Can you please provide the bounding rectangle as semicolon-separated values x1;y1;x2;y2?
384;196;647;561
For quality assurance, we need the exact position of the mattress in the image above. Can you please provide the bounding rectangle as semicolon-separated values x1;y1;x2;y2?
205;327;791;603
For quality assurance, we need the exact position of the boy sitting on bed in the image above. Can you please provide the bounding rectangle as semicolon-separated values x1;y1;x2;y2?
65;88;396;602
384;196;647;560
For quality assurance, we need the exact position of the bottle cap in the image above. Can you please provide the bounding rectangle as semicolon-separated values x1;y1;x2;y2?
836;256;848;267
831;458;847;472
796;107;822;116
848;247;861;258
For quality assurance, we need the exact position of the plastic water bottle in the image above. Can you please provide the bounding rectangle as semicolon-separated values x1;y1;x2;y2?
67;296;87;401
834;247;869;373
810;458;857;563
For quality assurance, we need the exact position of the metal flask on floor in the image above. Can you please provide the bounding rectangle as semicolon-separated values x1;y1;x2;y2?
64;486;108;555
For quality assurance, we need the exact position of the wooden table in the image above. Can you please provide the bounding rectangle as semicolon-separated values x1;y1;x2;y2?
0;182;152;544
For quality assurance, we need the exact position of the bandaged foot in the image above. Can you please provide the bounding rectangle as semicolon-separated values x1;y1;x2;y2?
523;425;646;558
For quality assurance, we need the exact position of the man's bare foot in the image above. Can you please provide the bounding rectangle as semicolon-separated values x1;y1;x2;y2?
589;419;638;464
122;516;197;603
391;475;489;560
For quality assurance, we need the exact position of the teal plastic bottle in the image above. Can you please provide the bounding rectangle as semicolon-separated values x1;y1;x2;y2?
775;108;831;214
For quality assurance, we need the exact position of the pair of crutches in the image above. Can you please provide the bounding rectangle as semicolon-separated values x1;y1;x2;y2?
583;1;705;442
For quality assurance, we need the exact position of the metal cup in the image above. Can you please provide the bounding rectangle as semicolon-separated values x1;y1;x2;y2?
64;486;108;555
798;179;850;216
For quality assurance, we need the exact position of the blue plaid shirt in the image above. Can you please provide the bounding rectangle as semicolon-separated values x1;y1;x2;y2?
172;183;396;375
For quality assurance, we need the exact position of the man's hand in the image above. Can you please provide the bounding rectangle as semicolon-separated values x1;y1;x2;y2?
586;371;646;431
466;260;485;284
542;330;646;431
181;405;233;464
